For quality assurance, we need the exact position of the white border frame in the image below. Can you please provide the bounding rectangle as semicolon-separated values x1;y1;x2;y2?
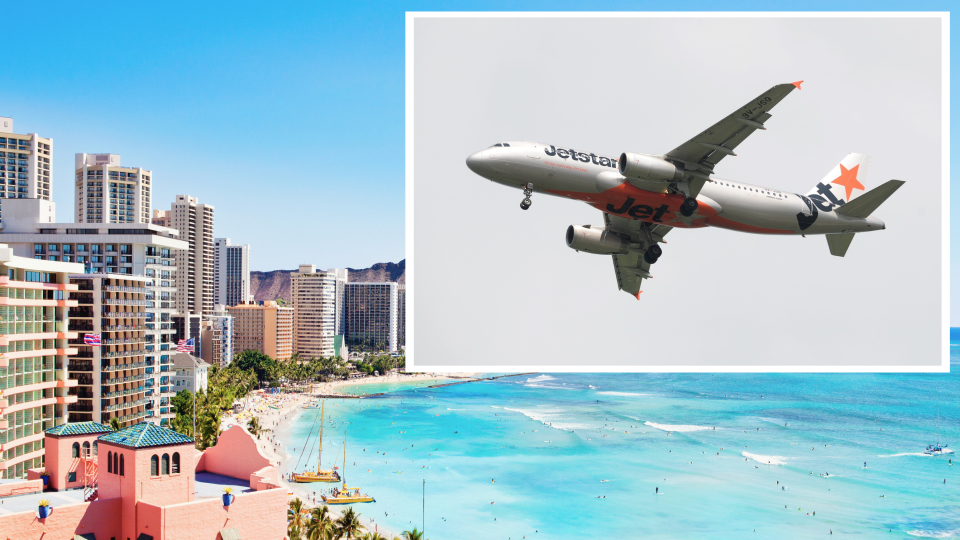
406;11;950;373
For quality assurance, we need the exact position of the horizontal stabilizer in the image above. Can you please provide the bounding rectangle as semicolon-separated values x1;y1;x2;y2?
826;233;855;257
835;180;905;218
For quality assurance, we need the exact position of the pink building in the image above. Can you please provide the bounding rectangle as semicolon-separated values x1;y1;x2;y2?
0;421;287;539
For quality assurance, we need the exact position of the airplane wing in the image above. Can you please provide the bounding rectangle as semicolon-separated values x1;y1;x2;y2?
666;81;803;175
604;213;672;298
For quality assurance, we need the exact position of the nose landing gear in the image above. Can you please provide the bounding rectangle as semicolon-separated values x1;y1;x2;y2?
520;183;534;210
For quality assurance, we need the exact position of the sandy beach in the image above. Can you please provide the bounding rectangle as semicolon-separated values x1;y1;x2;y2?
219;372;479;537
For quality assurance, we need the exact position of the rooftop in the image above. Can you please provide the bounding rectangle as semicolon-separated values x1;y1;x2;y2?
45;422;114;437
0;486;86;517
171;353;211;370
98;422;194;449
194;472;254;500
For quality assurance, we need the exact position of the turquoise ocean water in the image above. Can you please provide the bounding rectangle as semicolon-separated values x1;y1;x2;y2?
282;347;958;539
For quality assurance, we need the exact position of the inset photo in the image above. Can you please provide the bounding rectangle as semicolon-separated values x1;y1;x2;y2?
407;13;948;371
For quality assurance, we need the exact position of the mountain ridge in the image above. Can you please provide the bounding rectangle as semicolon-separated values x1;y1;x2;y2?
250;260;405;303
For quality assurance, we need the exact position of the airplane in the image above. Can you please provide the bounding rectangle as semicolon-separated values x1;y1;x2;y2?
464;81;905;299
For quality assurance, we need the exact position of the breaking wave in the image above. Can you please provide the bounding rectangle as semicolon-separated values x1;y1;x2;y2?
644;421;715;433
742;452;787;465
598;391;650;397
504;407;591;431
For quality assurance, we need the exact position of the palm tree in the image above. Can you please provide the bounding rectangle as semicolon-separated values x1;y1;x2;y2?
335;507;363;539
359;533;385;540
289;524;305;540
288;498;307;531
401;528;423;540
109;417;121;431
305;505;336;540
247;416;262;439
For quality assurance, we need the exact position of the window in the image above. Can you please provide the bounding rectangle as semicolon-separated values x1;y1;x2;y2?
93;441;98;456
108;451;113;473
113;452;119;474
172;452;180;474
119;454;125;476
72;442;80;458
68;471;77;482
151;455;159;476
161;453;169;475
82;441;90;457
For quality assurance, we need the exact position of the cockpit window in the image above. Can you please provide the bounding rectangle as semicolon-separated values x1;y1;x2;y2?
502;143;510;147
490;143;502;147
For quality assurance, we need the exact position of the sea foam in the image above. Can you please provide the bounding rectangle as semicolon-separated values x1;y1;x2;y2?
598;391;651;397
644;421;714;433
504;407;590;431
742;452;788;465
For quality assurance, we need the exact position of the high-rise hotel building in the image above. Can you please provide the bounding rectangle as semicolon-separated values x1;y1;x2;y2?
74;153;152;225
227;301;293;361
345;282;398;353
213;238;250;307
67;274;151;428
0;244;82;479
290;266;346;359
0;117;52;220
0;199;188;427
170;195;214;317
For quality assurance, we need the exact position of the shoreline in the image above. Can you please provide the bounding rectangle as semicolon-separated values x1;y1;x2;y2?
219;372;536;538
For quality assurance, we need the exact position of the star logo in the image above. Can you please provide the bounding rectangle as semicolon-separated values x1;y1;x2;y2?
831;164;864;201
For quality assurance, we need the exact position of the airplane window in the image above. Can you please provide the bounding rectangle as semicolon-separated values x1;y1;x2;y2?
491;143;502;147
503;143;511;147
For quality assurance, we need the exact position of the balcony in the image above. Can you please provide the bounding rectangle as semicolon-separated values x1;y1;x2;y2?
102;349;147;359
102;398;150;412
102;361;146;372
103;285;148;293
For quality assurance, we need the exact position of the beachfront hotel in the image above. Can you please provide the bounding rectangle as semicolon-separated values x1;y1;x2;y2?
0;117;53;222
0;244;82;479
67;274;152;429
0;198;189;427
201;305;234;367
227;301;293;360
170;195;215;317
345;282;399;353
397;283;405;349
73;153;152;225
214;237;251;307
0;421;286;539
290;265;347;359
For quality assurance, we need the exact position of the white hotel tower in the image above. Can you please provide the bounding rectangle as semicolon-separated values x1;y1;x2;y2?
0;117;53;219
74;153;152;225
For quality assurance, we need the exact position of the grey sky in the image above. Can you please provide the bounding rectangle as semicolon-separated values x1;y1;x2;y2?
412;15;944;369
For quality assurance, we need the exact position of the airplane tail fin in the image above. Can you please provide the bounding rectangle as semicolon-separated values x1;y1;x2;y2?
834;180;906;218
806;153;871;205
826;233;855;257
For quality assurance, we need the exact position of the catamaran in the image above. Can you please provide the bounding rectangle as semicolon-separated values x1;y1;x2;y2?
293;400;341;483
321;432;375;504
924;404;951;456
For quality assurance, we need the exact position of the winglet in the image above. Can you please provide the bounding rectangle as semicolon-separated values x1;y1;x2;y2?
635;291;643;300
792;80;803;89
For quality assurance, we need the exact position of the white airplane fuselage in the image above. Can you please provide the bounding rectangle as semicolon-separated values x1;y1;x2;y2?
466;141;885;235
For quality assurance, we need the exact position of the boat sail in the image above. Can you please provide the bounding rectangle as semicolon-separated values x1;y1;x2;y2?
321;432;375;504
294;400;341;483
924;404;951;456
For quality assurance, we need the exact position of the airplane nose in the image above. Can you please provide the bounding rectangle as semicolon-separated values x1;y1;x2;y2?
466;151;483;174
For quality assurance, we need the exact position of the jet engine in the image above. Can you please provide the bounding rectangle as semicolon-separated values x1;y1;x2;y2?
565;225;630;255
618;153;683;182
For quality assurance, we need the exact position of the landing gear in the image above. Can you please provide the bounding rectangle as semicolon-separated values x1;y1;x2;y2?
643;244;663;265
679;197;699;217
520;183;534;211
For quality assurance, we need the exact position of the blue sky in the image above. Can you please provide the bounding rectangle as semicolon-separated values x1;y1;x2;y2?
2;2;954;325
